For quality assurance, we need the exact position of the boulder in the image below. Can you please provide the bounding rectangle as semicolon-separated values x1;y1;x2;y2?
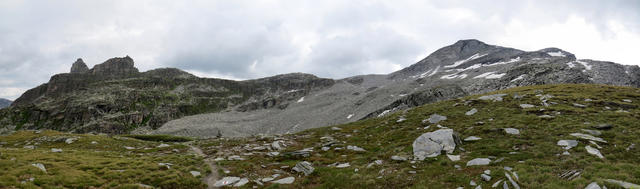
412;129;460;160
447;154;461;161
272;141;285;151
214;177;241;187
570;133;607;143
427;114;448;124
234;178;249;187
504;128;520;135
585;146;604;159
481;174;492;181
604;179;640;189
557;140;578;150
585;182;601;189
466;108;478;116
51;148;62;153
292;161;314;176
272;177;295;184
478;94;507;102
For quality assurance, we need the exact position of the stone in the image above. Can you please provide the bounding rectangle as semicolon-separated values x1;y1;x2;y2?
427;114;448;124
585;146;604;159
484;170;491;175
347;145;366;152
70;58;89;73
65;137;78;144
51;148;62;153
467;158;491;166
505;172;520;189
214;177;241;187
481;174;492;181
336;163;350;168
292;161;315;176
592;124;613;130
272;141;285;151
504;128;520;135
272;177;295;184
492;179;503;188
91;141;98;144
604;179;640;189
471;180;477;186
464;136;482;141
234;178;249;187
466;108;478;116
570;133;607;143
397;117;407;123
31;163;47;173
331;127;342;131
413;129;460;160
622;99;633;103
190;171;201;177
124;146;135;150
581;129;602;136
585;182;601;189
228;155;245;161
157;144;170;148
283;150;310;158
447;154;461;161
519;104;535;108
478;94;507;102
24;145;35;149
573;103;587;108
557;140;578;150
267;152;280;157
158;163;173;169
321;147;330;151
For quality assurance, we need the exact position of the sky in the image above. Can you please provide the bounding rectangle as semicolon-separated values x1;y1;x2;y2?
1;0;639;100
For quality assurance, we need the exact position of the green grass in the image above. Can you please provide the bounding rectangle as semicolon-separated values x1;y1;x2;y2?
122;134;194;142
0;131;206;188
198;84;640;188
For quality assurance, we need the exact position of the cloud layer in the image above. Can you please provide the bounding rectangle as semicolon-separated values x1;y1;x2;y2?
1;0;639;99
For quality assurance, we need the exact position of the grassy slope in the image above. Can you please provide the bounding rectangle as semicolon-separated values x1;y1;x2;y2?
0;131;208;188
199;84;640;188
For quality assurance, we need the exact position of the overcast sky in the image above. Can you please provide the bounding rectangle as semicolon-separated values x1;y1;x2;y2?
1;0;639;100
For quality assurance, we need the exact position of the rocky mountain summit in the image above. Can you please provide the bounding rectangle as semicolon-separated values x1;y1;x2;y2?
1;39;639;137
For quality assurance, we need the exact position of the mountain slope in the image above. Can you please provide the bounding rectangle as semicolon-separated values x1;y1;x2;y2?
154;39;640;138
194;84;640;188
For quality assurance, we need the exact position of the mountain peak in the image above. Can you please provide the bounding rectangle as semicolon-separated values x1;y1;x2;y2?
90;56;139;76
70;58;89;73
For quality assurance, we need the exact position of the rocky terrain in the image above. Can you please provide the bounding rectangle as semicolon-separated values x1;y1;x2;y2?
0;98;11;109
193;84;640;188
3;84;639;188
2;39;640;138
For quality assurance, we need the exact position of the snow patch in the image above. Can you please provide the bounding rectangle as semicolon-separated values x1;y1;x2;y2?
449;57;520;72
347;114;353;119
511;75;525;82
286;89;301;93
440;73;468;79
445;53;487;68
576;60;592;70
398;94;408;97
566;62;575;68
427;66;440;77
297;97;305;103
474;72;506;79
547;51;566;57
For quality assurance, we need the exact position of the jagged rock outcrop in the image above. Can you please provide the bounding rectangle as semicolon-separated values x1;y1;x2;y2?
70;58;89;73
90;56;139;77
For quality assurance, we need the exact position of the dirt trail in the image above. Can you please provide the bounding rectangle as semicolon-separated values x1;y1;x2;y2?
187;143;219;189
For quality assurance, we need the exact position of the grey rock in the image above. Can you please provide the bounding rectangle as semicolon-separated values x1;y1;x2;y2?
519;104;535;108
391;155;408;161
504;128;520;135
573;103;587;108
604;179;640;189
585;145;604;159
31;163;47;173
413;129;460;160
622;99;633;103
467;158;491;166
214;177;241;187
492;179;503;188
466;108;478;116
478;94;508;102
585;182;601;189
65;137;78;144
581;129;602;136
157;144;170;148
190;171;201;177
292;161;315;176
447;154;461;161
347;145;366;152
228;155;245;161
464;136;482;141
571;133;607;143
233;178;249;187
24;145;35;149
272;177;295;184
283;150;310;158
336;163;350;168
481;174;492;181
51;148;62;153
505;172;520;189
427;114;448;124
272;141;285;151
557;140;578;150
